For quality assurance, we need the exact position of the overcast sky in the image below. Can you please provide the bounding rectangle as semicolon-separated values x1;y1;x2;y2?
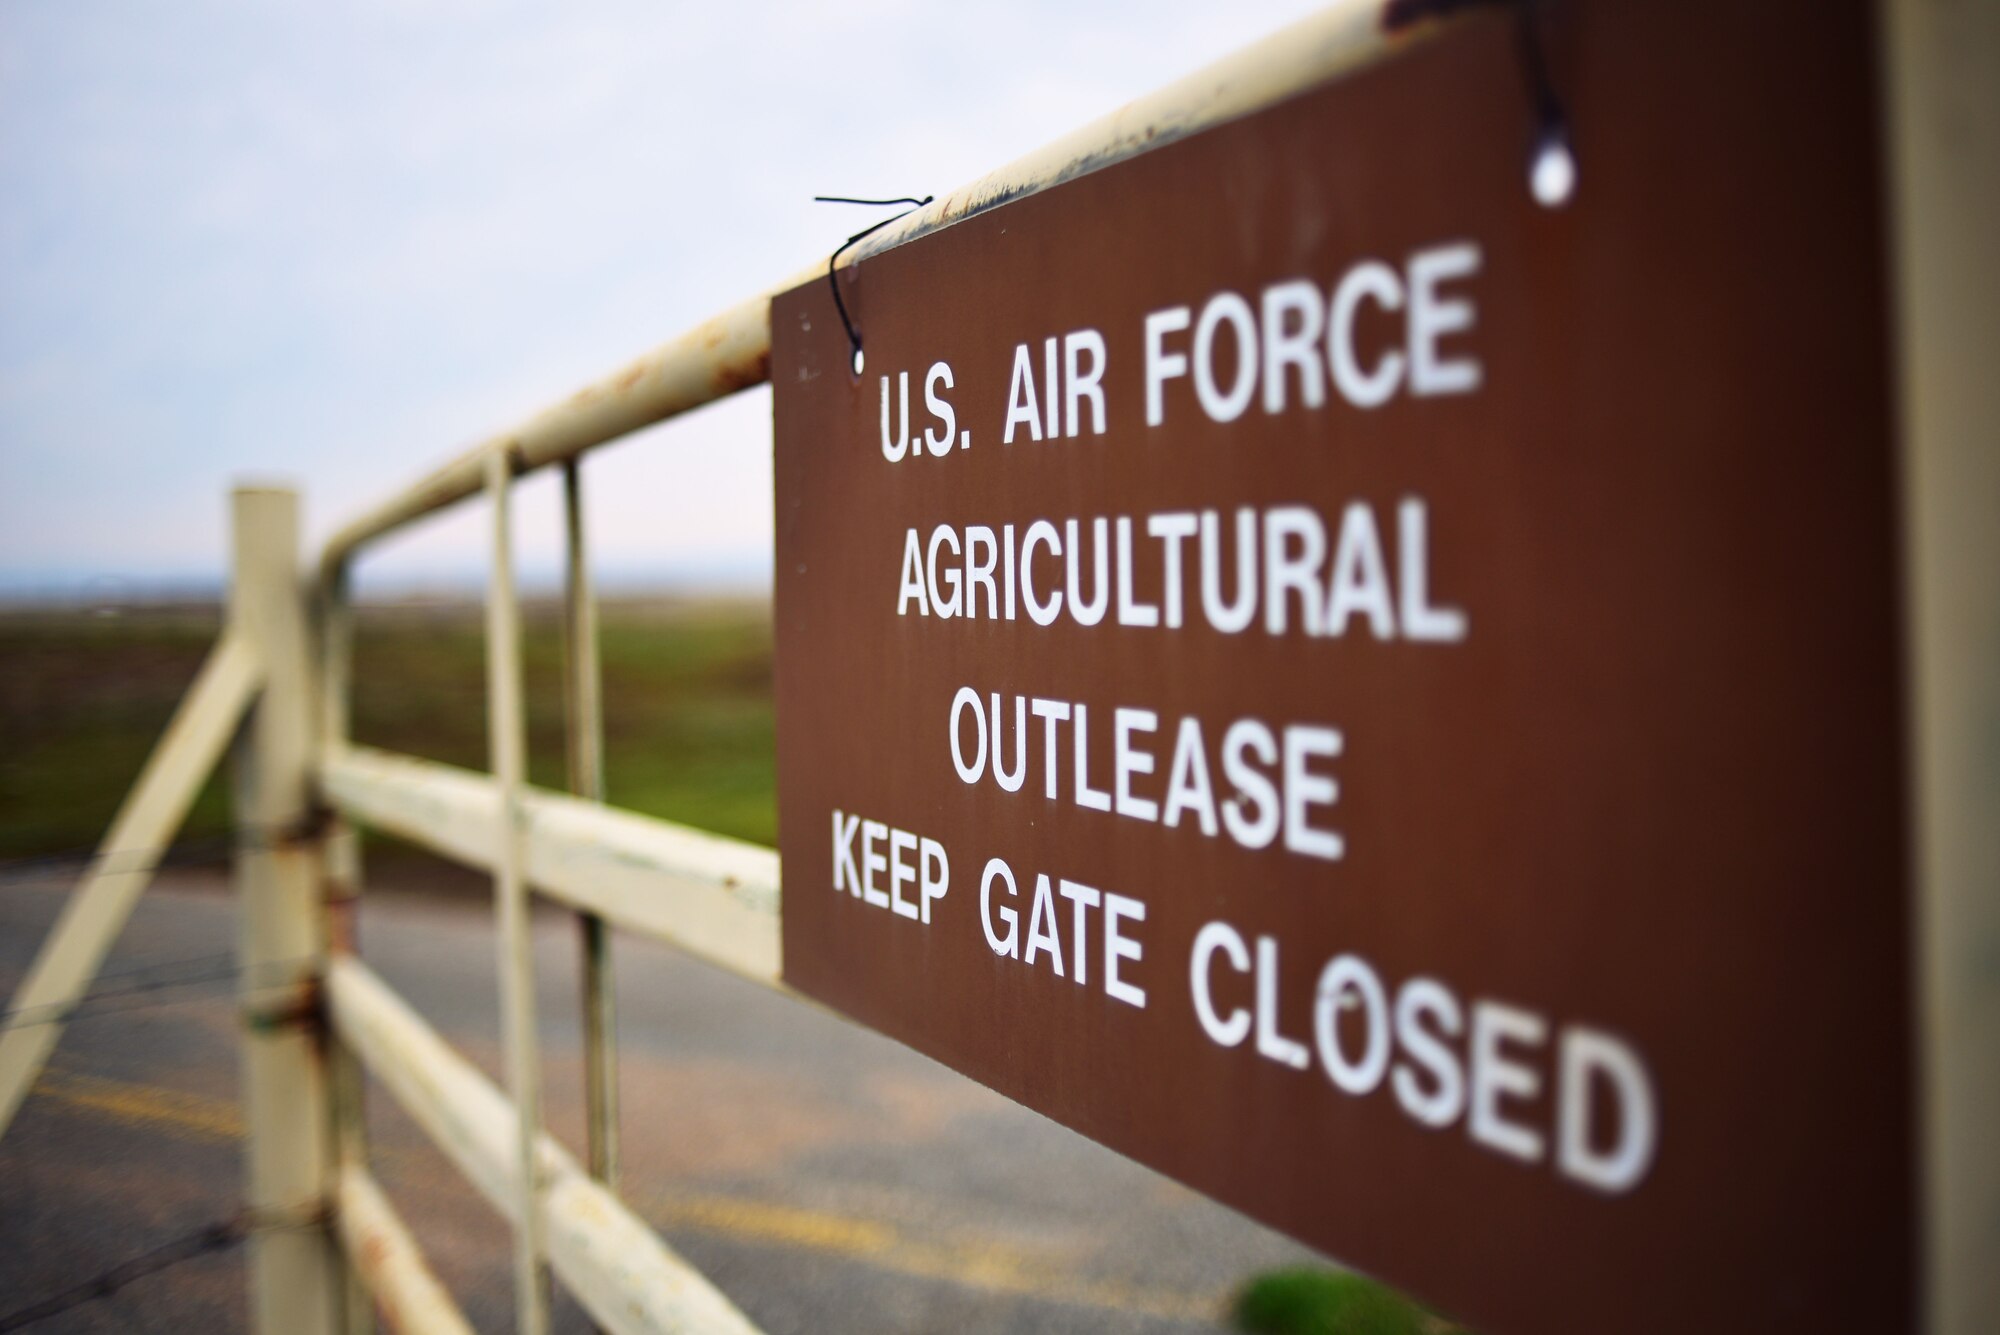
0;0;1329;597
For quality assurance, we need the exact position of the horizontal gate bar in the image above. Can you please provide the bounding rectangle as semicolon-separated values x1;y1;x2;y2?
319;744;780;986
335;1163;475;1335
325;956;763;1335
317;0;1437;575
0;628;263;1138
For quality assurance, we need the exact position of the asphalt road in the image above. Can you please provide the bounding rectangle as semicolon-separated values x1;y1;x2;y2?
0;868;1319;1333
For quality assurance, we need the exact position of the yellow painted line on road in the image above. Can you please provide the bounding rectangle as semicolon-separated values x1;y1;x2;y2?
33;1067;242;1143
647;1190;1228;1322
32;1068;1229;1322
652;1192;898;1256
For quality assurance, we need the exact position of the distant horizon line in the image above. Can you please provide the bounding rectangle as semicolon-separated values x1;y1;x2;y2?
0;558;775;607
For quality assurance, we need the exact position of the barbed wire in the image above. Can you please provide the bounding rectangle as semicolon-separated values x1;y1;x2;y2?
49;948;238;990
0;1218;247;1332
0;828;341;1331
0;833;238;890
0;825;326;1030
0;1206;319;1333
0;953;319;1034
0;817;331;892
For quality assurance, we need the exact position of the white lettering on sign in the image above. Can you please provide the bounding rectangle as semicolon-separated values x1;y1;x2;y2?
947;687;1344;862
1188;921;1659;1194
1004;330;1109;443
895;500;1464;642
1144;241;1483;425
822;226;1669;1209
880;361;971;459
979;856;1148;1007
832;809;948;924
882;239;1482;450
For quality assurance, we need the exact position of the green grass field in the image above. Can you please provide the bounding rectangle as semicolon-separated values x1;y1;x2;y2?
0;597;777;862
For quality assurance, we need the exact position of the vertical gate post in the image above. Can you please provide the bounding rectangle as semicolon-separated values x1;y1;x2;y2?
1888;2;2000;1327
561;458;619;1191
486;450;550;1335
1884;2;2000;1330
318;559;376;1335
232;485;343;1335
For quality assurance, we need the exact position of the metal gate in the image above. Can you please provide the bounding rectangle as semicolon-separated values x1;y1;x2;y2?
1;0;1994;1331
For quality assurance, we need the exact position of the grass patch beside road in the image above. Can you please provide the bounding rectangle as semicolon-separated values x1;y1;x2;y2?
1234;1268;1462;1335
0;596;777;862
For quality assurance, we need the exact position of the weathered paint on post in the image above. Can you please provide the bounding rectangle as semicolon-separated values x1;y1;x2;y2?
232;485;344;1335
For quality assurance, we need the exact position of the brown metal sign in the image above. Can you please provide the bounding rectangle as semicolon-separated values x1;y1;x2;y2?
772;3;1912;1330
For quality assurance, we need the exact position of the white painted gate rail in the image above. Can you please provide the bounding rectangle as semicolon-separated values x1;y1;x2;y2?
1;1;1994;1332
